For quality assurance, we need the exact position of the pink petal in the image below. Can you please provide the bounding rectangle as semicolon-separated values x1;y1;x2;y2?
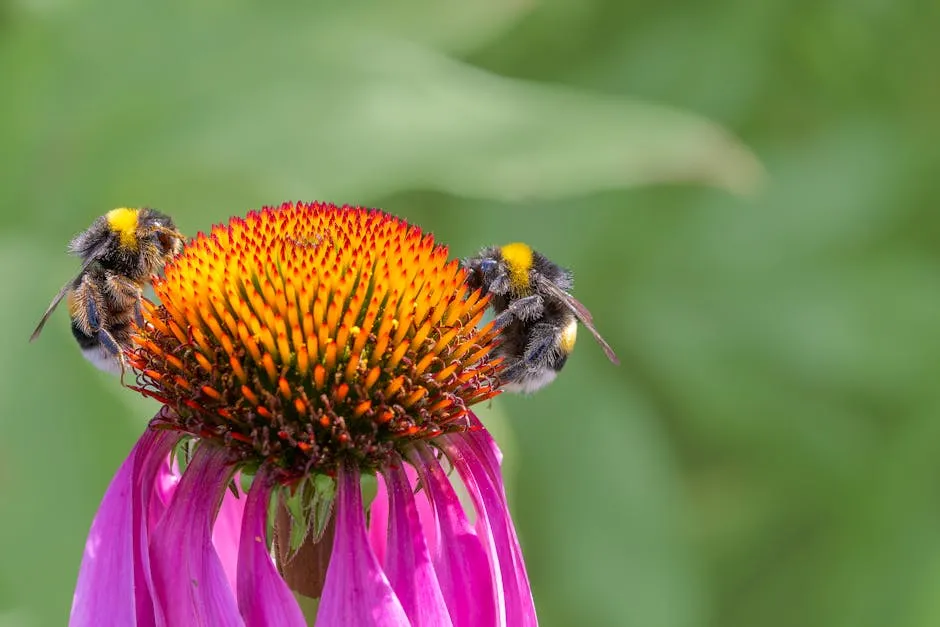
214;476;247;594
464;422;534;607
69;443;137;627
410;462;439;555
150;454;179;528
70;427;183;627
409;444;497;627
236;466;305;626
150;444;244;627
368;471;389;567
464;413;504;491
442;434;538;627
383;459;453;627
318;462;410;626
133;429;182;627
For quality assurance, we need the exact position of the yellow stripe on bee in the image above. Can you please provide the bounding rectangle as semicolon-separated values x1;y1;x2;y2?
500;242;533;292
106;208;140;250
559;318;578;354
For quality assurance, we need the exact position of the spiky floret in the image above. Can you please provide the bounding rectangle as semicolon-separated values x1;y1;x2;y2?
129;202;500;480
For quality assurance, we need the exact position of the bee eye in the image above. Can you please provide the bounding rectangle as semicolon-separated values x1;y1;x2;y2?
156;231;175;253
480;259;497;273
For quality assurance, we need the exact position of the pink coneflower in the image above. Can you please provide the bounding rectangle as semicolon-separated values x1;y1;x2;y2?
69;202;537;626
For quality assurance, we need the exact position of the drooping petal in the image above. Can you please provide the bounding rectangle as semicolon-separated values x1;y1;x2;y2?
236;465;305;627
215;476;246;594
409;462;439;556
318;462;410;626
368;471;389;567
133;428;182;627
150;453;179;527
464;413;504;492
442;433;538;627
464;421;534;614
150;444;244;627
383;458;453;627
409;444;497;627
70;443;138;627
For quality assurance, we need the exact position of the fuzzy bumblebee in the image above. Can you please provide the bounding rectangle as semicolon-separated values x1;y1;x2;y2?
31;208;185;374
463;242;619;393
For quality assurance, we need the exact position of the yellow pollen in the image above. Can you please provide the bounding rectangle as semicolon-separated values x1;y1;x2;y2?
560;318;578;354
105;208;140;250
500;242;534;292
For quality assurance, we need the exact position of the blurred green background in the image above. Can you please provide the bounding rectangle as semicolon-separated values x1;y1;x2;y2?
1;0;937;625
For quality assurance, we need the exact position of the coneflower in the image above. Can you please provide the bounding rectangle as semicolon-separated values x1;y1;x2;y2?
69;202;537;626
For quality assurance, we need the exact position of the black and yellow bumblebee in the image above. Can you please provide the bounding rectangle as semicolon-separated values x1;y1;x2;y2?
31;208;185;374
463;242;619;393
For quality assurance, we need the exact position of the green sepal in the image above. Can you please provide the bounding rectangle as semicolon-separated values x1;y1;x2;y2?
310;473;336;543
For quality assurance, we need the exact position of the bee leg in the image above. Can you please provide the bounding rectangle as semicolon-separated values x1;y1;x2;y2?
95;326;128;379
74;282;126;378
499;323;561;385
106;273;144;326
493;294;544;328
498;362;524;387
486;272;512;296
523;325;560;367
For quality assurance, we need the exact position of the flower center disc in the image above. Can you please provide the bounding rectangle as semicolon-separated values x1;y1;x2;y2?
130;202;500;479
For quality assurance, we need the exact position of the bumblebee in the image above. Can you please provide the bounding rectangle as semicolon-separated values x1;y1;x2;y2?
463;242;619;393
30;208;185;375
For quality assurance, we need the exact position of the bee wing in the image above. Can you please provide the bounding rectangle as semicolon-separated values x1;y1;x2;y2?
29;247;105;342
534;274;620;365
30;279;76;342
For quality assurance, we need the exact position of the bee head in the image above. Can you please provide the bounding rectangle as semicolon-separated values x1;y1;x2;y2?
463;243;535;296
479;258;498;274
463;247;499;293
137;209;185;259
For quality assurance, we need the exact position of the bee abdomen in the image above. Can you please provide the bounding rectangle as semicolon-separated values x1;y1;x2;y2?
70;319;99;350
